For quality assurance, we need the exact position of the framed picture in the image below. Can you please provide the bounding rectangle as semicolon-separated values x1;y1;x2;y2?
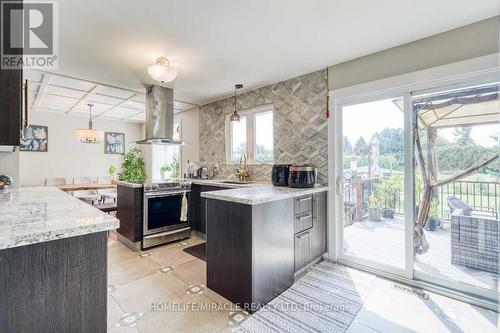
104;132;125;154
20;125;48;152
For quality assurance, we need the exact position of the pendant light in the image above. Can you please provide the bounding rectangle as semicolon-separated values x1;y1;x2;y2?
75;104;104;144
148;56;177;83
230;84;243;122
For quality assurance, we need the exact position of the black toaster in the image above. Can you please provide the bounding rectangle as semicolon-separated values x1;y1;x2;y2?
271;164;291;186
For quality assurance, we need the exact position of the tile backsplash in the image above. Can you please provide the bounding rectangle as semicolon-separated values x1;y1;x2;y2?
199;69;328;184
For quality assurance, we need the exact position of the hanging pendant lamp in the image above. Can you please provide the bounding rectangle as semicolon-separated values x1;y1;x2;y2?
75;104;104;143
230;84;243;122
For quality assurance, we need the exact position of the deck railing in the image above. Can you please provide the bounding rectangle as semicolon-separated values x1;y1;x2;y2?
344;178;499;225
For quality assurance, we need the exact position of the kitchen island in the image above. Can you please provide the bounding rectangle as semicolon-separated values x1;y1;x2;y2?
202;184;328;311
0;187;119;332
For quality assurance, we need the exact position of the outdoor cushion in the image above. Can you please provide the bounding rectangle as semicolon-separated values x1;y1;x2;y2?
447;196;471;216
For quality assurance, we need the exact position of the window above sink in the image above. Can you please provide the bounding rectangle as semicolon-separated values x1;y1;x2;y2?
225;104;274;165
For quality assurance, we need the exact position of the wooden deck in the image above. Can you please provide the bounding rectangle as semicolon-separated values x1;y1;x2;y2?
344;215;498;291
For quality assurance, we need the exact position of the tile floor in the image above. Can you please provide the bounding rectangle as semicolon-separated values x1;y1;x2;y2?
107;234;498;333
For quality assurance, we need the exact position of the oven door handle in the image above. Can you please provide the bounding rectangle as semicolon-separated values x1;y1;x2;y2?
144;190;190;198
143;227;191;239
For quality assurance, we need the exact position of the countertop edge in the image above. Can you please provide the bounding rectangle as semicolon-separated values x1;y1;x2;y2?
201;186;329;205
0;218;119;251
116;181;143;188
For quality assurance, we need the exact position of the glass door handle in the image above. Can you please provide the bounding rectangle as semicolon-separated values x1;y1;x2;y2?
336;176;343;196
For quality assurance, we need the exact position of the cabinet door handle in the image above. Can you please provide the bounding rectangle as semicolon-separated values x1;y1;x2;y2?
297;214;312;221
297;197;312;202
298;232;311;239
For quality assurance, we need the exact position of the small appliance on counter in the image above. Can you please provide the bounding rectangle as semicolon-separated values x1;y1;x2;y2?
271;164;291;186
288;165;317;188
197;166;209;179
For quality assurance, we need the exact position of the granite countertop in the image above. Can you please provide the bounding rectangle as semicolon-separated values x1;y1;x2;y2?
200;183;328;205
0;187;119;250
116;180;143;188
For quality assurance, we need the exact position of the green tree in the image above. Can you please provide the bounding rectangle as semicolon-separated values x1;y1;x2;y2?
453;127;473;145
354;137;368;156
343;136;352;153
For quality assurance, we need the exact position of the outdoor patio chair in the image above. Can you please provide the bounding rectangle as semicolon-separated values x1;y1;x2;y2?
450;209;499;274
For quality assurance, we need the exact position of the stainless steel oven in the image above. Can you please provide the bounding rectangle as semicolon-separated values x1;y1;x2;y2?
143;183;191;249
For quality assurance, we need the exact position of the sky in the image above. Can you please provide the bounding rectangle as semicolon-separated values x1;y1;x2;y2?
343;98;498;148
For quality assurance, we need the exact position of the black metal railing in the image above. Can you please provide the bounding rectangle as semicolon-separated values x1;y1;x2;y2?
344;179;499;225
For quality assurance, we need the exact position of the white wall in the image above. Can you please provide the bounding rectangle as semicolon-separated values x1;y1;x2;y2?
328;16;500;89
175;107;199;176
19;111;143;186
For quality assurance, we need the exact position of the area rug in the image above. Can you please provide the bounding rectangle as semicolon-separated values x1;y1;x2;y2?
183;242;206;261
237;261;375;333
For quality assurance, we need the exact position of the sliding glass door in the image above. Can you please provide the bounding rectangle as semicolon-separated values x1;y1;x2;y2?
411;83;499;299
336;95;413;275
333;80;498;303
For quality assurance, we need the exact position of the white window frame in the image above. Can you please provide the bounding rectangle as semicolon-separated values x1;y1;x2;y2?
225;104;274;164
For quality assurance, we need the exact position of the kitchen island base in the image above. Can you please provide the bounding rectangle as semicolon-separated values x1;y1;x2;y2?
0;232;108;333
206;198;295;311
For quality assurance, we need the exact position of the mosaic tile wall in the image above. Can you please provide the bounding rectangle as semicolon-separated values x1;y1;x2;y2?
199;69;328;184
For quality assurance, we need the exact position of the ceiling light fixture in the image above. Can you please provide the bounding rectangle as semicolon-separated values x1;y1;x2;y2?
148;56;177;83
75;104;104;144
230;84;243;122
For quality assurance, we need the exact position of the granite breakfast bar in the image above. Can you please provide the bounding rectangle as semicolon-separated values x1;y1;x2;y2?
203;184;328;311
0;187;119;332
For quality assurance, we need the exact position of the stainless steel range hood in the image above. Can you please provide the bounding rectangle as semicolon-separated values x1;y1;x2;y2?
137;85;185;145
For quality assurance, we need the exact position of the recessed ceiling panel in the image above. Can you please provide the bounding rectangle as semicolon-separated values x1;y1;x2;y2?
50;75;95;92
46;85;86;99
88;94;124;106
94;85;137;99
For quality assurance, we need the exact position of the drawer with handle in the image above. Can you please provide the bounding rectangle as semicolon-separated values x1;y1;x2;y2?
295;213;313;234
294;195;312;215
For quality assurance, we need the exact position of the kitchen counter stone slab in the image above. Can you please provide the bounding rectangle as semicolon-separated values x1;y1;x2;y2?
200;183;328;205
0;186;119;250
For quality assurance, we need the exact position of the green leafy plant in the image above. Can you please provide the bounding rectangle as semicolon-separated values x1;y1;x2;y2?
368;194;381;209
119;147;146;182
108;164;117;175
378;175;403;209
428;200;440;219
160;164;170;172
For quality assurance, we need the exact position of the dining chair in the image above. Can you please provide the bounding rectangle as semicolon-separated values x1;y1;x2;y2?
45;178;68;186
97;176;116;203
72;176;101;204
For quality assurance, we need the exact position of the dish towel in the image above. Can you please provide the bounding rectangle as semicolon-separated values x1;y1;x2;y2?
180;191;188;221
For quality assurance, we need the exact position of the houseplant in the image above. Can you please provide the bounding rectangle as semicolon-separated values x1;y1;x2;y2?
160;164;170;179
368;194;382;222
108;164;117;183
119;147;146;183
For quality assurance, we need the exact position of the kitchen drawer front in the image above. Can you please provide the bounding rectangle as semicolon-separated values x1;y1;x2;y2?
295;230;312;272
295;213;313;234
294;195;312;216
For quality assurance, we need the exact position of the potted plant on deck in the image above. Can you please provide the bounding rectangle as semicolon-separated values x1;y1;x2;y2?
379;175;403;219
425;200;440;231
368;194;382;222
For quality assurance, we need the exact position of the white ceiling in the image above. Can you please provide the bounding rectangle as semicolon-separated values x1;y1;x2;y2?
24;71;196;123
49;0;498;105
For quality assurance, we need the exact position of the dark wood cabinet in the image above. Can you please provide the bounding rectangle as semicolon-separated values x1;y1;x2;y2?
311;192;327;259
190;184;230;234
116;185;144;246
294;192;327;272
0;63;22;146
206;198;295;311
